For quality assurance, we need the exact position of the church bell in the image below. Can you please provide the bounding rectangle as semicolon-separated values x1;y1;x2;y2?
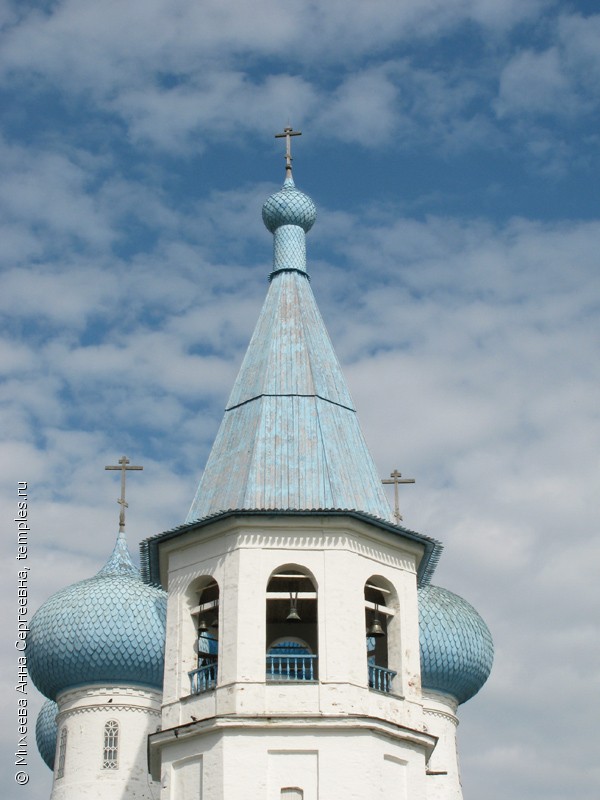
197;617;210;634
286;591;301;623
367;605;385;637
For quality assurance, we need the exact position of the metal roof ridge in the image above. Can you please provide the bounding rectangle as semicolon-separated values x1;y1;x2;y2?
225;392;356;413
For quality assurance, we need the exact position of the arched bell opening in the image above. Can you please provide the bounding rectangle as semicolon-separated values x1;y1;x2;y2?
364;576;399;694
266;567;318;681
187;577;220;695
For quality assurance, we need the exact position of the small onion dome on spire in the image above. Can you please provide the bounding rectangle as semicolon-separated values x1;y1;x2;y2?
27;531;167;700
418;584;493;705
36;699;58;770
262;174;317;234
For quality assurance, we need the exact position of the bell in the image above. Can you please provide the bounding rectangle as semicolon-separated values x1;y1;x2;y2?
197;618;210;634
367;604;386;637
286;591;301;623
367;617;385;637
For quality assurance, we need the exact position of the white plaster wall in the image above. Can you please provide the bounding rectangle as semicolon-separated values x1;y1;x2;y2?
156;724;431;800
49;685;161;800
422;691;463;800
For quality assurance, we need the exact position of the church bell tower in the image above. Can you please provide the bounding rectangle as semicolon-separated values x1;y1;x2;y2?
141;130;493;800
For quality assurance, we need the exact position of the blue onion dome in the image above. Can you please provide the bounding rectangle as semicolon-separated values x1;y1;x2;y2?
36;699;58;770
418;584;493;705
28;532;167;700
262;174;317;233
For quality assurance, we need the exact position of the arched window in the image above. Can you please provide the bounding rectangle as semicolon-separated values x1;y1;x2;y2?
281;788;304;799
365;577;399;694
189;579;219;695
56;727;67;779
266;567;318;681
103;719;119;769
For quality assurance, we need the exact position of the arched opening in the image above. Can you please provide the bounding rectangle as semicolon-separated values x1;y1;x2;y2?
364;577;398;694
266;567;318;681
189;578;219;695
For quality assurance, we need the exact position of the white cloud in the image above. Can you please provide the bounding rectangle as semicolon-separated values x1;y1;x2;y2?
496;13;600;123
0;0;541;89
496;47;577;117
114;72;318;151
315;67;401;147
0;140;115;253
0;0;546;158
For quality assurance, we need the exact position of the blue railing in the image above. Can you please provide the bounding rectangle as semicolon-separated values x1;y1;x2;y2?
368;664;397;694
189;660;218;695
266;654;317;681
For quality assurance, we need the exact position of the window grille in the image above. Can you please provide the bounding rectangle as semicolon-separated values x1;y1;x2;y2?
57;727;67;779
103;719;119;769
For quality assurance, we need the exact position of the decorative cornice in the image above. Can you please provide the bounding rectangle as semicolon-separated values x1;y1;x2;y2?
57;684;161;704
58;705;160;722
423;707;459;727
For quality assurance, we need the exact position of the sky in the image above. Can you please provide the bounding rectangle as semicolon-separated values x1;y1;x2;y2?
1;0;599;798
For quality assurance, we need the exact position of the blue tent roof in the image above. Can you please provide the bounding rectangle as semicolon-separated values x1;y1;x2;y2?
187;171;394;524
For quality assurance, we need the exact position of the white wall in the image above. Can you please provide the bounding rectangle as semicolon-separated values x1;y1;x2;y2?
50;684;161;800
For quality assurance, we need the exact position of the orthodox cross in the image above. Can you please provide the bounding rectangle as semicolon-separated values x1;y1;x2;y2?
382;469;415;524
105;455;143;533
275;125;302;172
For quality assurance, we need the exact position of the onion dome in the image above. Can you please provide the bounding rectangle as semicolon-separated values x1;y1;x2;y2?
418;584;493;705
36;699;58;770
262;175;317;234
28;532;167;700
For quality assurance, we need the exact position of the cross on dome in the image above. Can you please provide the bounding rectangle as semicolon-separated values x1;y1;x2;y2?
275;125;302;175
381;469;415;523
105;455;143;533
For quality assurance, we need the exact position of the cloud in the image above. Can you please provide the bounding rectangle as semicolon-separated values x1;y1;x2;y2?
0;0;541;89
496;47;578;118
494;12;600;160
0;0;544;158
112;72;319;152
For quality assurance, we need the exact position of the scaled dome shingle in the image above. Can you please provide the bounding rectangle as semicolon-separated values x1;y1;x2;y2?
418;584;493;704
36;699;58;770
28;533;167;700
262;176;317;233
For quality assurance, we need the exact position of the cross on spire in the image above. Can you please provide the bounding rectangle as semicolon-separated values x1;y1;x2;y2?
275;125;302;174
105;455;143;533
381;469;415;524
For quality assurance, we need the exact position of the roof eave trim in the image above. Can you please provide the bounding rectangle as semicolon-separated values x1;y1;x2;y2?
140;508;442;589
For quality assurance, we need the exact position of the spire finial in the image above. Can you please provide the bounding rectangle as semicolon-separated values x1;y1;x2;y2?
105;455;144;533
275;125;302;178
381;469;415;523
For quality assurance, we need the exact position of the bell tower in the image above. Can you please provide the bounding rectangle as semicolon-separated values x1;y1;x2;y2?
142;133;493;800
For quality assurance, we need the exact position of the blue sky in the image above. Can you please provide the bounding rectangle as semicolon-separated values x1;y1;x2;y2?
1;2;599;798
